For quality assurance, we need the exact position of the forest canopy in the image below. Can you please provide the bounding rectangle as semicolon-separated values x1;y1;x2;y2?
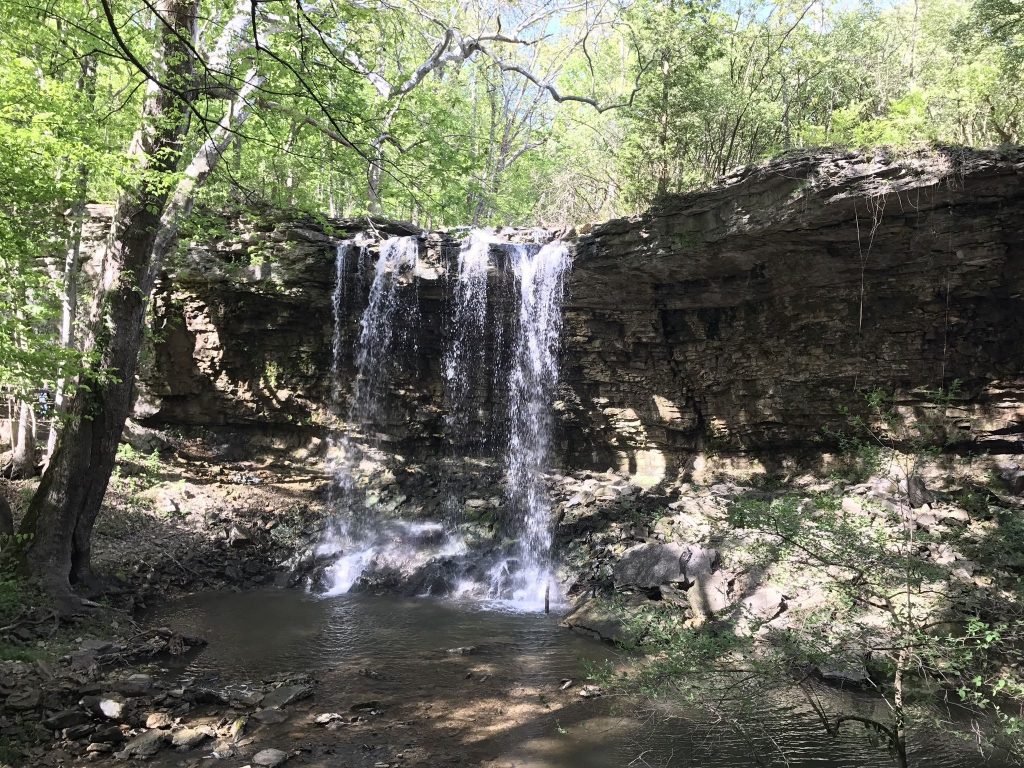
1;0;1020;234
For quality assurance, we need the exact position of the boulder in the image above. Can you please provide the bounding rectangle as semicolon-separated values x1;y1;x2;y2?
252;708;290;724
171;725;214;749
145;712;173;729
687;569;731;619
613;543;686;588
228;524;253;547
816;658;870;686
253;747;290;767
1001;464;1024;495
117;729;169;759
90;725;125;744
740;585;786;622
80;693;128;720
42;709;91;730
907;475;936;507
683;546;719;580
260;684;313;710
561;598;629;644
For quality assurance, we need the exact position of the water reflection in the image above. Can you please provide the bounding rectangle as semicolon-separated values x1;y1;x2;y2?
148;590;1002;768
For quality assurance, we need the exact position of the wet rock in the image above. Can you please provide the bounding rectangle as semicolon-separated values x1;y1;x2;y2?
231;689;266;708
42;709;91;730
252;709;290;724
566;491;596;507
260;684;312;709
189;686;230;704
613;542;686;588
90;724;125;744
117;729;169;759
562;598;628;644
65;723;94;740
171;725;214;749
314;713;343;725
111;673;155;696
446;646;477;656
80;693;128;720
253;747;290;767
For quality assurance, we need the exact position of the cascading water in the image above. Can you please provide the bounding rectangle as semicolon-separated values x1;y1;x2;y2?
443;230;492;439
317;230;571;610
440;230;494;523
354;236;421;423
490;241;571;608
320;236;430;595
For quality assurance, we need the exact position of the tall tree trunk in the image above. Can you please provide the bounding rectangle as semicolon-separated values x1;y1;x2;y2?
47;54;98;460
10;401;36;480
20;0;200;601
367;103;401;215
20;0;261;605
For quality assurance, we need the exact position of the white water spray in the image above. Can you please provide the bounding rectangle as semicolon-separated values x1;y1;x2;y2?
492;240;571;609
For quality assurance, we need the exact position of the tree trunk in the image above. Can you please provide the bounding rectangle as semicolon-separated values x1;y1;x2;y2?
9;401;36;480
47;54;97;461
0;493;13;540
20;0;200;601
21;0;262;604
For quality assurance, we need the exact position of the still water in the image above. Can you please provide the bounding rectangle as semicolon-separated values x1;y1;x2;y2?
148;589;1003;768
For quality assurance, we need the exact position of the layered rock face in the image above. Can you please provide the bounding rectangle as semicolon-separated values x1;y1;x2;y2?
561;148;1024;479
140;148;1024;478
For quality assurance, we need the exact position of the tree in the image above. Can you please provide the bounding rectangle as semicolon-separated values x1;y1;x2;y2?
19;0;253;602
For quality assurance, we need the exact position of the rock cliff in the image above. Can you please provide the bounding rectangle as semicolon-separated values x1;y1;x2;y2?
139;148;1024;480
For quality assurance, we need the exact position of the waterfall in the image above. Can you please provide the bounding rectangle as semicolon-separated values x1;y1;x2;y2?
443;229;492;440
321;235;422;595
353;235;420;423
317;230;572;610
490;240;571;608
439;229;494;526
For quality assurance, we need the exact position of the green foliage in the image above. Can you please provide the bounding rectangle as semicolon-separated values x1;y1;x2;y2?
113;443;163;496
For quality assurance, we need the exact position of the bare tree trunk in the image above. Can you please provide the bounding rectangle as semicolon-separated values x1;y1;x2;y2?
10;401;36;480
47;54;97;461
367;103;400;215
21;0;262;605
